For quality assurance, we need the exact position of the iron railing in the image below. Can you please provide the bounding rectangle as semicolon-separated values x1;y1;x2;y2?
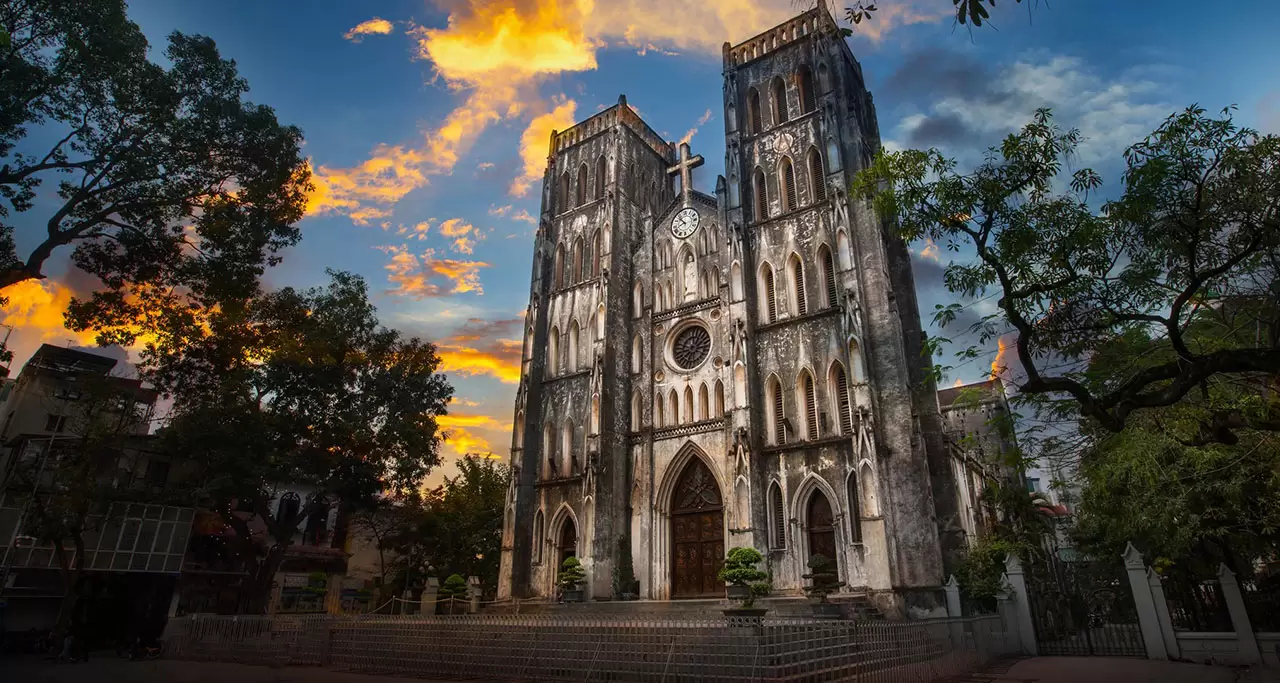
1162;574;1233;632
163;613;1016;682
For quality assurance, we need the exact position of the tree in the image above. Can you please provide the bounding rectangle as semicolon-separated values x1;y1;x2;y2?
158;270;452;612
0;0;309;352
854;106;1280;447
841;0;1031;33
382;455;507;597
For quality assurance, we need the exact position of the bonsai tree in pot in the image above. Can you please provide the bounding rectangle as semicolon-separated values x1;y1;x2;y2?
558;556;587;602
718;547;768;615
802;554;846;618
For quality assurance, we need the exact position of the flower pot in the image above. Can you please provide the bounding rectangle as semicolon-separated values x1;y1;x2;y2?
563;588;584;603
811;602;843;619
725;584;752;601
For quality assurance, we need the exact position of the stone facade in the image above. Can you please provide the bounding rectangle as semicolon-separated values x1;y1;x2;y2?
498;7;961;617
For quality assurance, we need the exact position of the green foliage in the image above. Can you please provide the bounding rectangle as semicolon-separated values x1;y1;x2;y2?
1;0;308;333
843;0;1027;33
801;554;845;602
558;556;586;590
953;535;1019;612
853;105;1280;448
158;271;452;611
439;574;469;600
717;546;768;587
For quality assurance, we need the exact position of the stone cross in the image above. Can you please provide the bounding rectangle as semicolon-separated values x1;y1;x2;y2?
666;142;704;205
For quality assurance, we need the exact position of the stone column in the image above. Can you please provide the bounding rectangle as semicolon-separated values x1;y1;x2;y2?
421;577;439;616
995;578;1018;655
1217;563;1262;664
468;576;482;614
944;575;964;652
1003;555;1038;656
1122;542;1167;660
1147;567;1180;660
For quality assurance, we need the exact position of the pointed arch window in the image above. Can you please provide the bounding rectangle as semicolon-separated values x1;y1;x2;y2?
780;157;798;212
559;172;570;213
831;362;853;435
655;396;665;427
817;62;831;93
543;423;556;478
714;380;726;417
768;376;787;445
514;410;525;449
631;335;642;374
571;238;584;283
846;471;862;542
591;229;602;276
633;283;643;317
547;326;560;376
761;265;778;324
683;386;695;424
668;390;679;426
595;155;606;200
788;254;807;316
768;482;786;549
747;87;762;134
576;164;587;206
567;321;580;373
808;147;827;203
800;370;819;440
698;383;710;421
752;168;768;222
818;245;837;308
553;244;566;289
561;420;574;476
771;76;789;125
798;65;816;114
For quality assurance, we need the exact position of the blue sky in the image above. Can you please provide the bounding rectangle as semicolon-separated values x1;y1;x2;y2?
6;0;1279;482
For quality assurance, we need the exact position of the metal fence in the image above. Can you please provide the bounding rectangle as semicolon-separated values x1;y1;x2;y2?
1162;575;1233;632
1240;577;1280;633
163;613;1016;682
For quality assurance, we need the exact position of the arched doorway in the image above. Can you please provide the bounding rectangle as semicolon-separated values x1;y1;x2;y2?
559;516;578;568
670;457;724;598
807;491;837;565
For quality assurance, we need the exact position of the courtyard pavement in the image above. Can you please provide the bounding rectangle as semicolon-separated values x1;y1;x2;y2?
978;656;1266;683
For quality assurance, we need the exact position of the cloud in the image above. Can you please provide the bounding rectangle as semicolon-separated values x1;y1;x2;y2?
476;161;496;171
883;50;1173;168
836;1;944;42
313;1;941;223
677;108;715;146
488;204;512;217
438;218;482;254
0;280;99;360
438;412;513;458
511;209;537;225
344;18;394;41
379;245;490;297
1260;91;1280;134
511;98;578;197
436;317;524;384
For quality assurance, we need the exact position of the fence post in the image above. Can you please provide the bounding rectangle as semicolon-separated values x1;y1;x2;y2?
1003;555;1038;656
1217;563;1262;665
1146;567;1180;660
1123;542;1168;660
944;575;965;652
995;580;1018;656
468;576;482;613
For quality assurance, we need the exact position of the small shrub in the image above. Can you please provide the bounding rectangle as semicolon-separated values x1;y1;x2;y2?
559;556;586;590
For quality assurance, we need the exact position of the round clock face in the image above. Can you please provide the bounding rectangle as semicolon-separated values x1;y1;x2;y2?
671;207;700;239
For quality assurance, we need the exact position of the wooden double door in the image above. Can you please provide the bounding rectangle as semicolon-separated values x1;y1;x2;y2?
670;458;724;598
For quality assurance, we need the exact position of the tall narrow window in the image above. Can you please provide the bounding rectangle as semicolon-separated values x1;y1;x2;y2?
808;147;827;203
632;392;642;431
669;390;679;426
819;245;837;308
547;326;560;376
771;76;789;125
761;265;778;323
698;383;710;421
789;254;807;316
846;472;862;542
559;172;570;213
798;65;816;114
683;386;694;424
769;377;787;445
571;238;584;283
633;283;643;317
553;244;566;289
714;380;726;417
562;420;574;476
533;510;545;563
768;483;786;549
753;168;768;221
595;155;606;200
656;397;665;427
567;321;580;373
543;423;555;478
800;371;819;440
591;229;602;276
631;335;642;374
831;362;853;435
747;88;762;134
576;164;587;206
780;157;797;212
514;410;525;449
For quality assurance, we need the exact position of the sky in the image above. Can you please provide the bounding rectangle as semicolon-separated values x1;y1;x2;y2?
3;0;1278;484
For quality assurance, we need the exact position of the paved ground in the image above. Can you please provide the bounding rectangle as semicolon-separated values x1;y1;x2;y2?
4;654;1277;682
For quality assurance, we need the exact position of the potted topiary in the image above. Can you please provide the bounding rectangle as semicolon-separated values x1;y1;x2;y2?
718;547;769;617
559;556;586;602
803;554;846;619
440;574;469;615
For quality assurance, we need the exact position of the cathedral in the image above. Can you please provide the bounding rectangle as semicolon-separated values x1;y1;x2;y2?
496;7;963;617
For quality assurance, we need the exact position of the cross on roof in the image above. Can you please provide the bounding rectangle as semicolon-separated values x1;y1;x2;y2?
666;142;704;206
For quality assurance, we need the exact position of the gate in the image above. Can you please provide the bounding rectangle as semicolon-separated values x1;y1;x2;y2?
1026;552;1145;656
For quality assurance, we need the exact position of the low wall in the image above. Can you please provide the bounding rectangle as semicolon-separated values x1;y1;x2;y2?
163;613;1016;682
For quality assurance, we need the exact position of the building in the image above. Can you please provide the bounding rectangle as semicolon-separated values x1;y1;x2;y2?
0;344;191;639
937;379;1028;543
497;7;961;617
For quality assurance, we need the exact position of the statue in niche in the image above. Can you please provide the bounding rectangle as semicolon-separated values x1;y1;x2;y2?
730;319;748;364
729;222;744;261
507;464;520;506
582;451;598;496
843;288;863;338
571;451;581;476
833;188;849;232
733;427;750;476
